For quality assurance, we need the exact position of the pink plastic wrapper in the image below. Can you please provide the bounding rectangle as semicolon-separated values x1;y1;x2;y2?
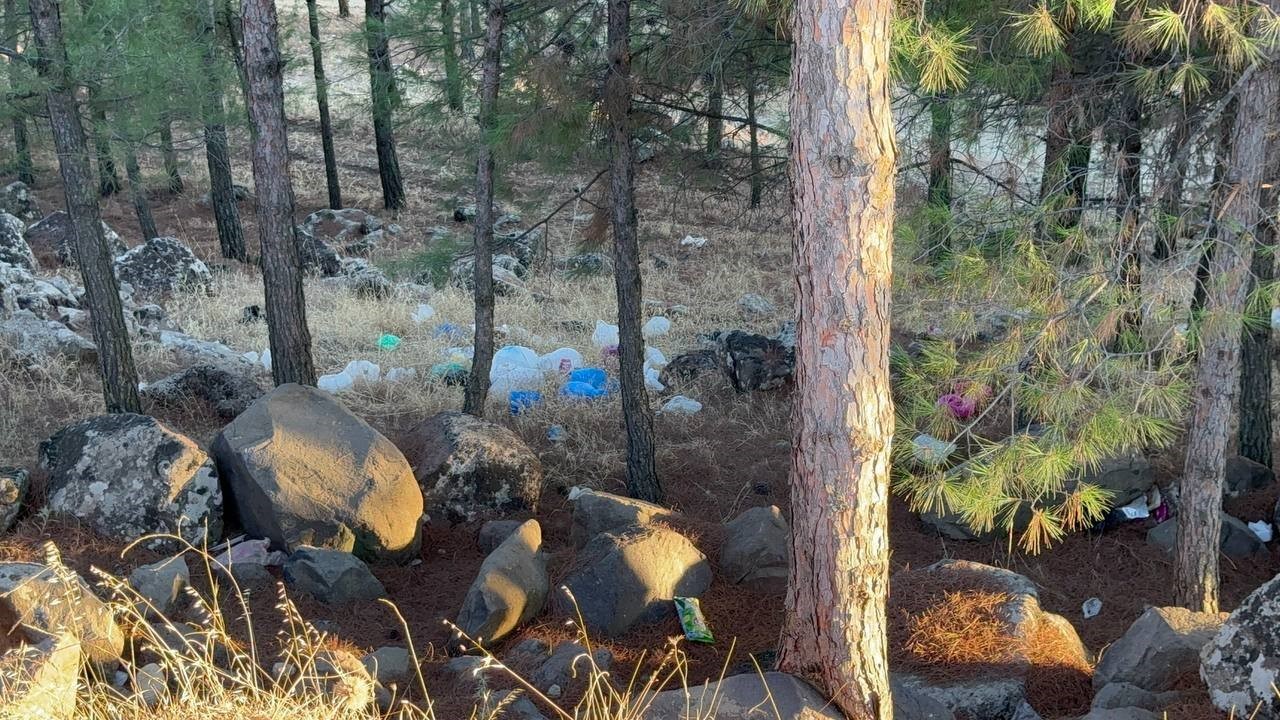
938;392;978;420
558;358;573;374
1152;502;1170;523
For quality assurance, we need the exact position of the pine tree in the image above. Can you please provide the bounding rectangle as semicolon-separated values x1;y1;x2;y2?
3;0;33;186
199;0;248;262
365;0;406;210
441;0;464;111
306;0;342;210
123;144;159;240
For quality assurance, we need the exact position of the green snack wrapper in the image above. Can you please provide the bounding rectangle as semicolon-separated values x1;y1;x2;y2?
674;596;714;644
378;333;403;351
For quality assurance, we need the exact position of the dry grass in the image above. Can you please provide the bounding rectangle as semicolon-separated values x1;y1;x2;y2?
897;589;1018;667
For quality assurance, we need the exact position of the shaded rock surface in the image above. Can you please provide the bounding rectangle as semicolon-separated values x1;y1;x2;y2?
0;212;35;270
719;505;789;590
283;547;387;605
0;466;29;533
113;237;211;296
25;211;125;266
141;363;265;420
1147;513;1264;558
645;672;843;719
1201;572;1280;718
454;520;547;646
0;181;40;221
0;560;124;665
1094;605;1227;691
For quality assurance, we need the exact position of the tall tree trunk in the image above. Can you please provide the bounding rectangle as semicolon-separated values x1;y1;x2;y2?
241;0;317;388
306;0;343;209
199;0;247;262
704;71;723;166
4;0;33;185
1237;141;1280;468
441;0;464;111
124;146;159;240
776;1;895;718
606;0;661;503
927;94;952;209
1041;61;1091;234
220;0;251;104
746;62;762;209
338;0;350;17
365;0;406;210
29;0;140;414
462;0;504;417
463;0;477;60
158;119;184;194
1115;89;1142;341
1192;117;1237;314
90;109;121;197
1175;29;1280;613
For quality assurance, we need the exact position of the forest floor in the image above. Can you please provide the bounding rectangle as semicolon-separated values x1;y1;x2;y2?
1;1;1278;718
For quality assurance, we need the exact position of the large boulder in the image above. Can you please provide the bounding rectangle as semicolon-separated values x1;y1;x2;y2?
556;525;711;637
449;255;525;295
0;312;97;365
1094;606;1227;691
0;560;124;666
0;212;35;270
1147;513;1264;558
0;635;79;719
0;181;40;222
719;505;789;591
646;672;844;719
454;520;548;647
0;262;79;321
294;224;344;276
1201;572;1280;718
401;412;542;524
715;330;794;391
212;384;423;563
283;547;387;605
569;489;676;547
141;363;265;420
1224;455;1275;498
0;467;30;532
25;211;126;266
658;349;721;389
128;557;190;619
113;237;212;297
39;414;222;546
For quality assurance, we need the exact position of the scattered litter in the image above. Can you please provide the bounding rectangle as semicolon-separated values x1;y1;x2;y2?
937;392;977;420
1146;486;1162;511
411;304;436;323
644;346;668;370
212;537;285;569
430;361;469;385
569;367;608;391
644;366;665;392
491;366;543;395
911;434;955;466
493;345;540;370
567;486;588;501
377;333;402;351
539;347;583;374
560;380;608;400
601;344;620;359
343;360;381;383
385;367;417;383
1082;597;1102;619
258;348;272;371
1152;502;1170;523
1248;521;1273;543
1118;496;1150;520
660;395;702;415
674;597;714;643
509;390;543;416
680;235;708;248
642;316;671;339
591;320;619;349
443;346;474;360
242;350;259;364
547;424;565;443
434;322;468;342
318;372;355;394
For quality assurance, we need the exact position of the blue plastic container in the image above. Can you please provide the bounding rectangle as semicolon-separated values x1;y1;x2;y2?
509;390;543;415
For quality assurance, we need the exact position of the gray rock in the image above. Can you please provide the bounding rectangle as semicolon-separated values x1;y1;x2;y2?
559;252;612;276
492;690;549;720
455;520;548;647
1079;709;1159;720
295;224;344;277
720;505;789;590
0;181;40;221
1201;572;1280;718
113;237;211;297
0;560;124;666
198;184;252;206
738;293;776;316
715;330;794;391
0;635;80;719
1147;513;1264;558
0;466;30;532
503;637;550;670
1092;682;1181;711
894;674;1026;720
301;208;389;256
1077;455;1155;508
476;519;523;554
133;662;167;708
658;349;721;389
39;414;222;547
1010;701;1042;720
25;211;125;266
0;312;97;365
156;330;251;368
335;258;393;299
1093;606;1227;691
128;557;190;618
1224;455;1275;497
212;384;424;563
646;672;843;719
557;525;712;637
449;255;525;295
0;262;79;322
0;212;35;270
402;411;542;524
361;646;411;686
141;363;266;420
530;641;612;692
283;546;387;605
892;677;958;719
569;489;676;547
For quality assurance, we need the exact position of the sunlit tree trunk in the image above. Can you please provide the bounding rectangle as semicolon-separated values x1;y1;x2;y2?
124;145;158;240
441;0;464;111
606;0;661;503
306;0;342;209
776;2;895;717
199;0;247;261
241;0;317;387
462;0;504;417
1176;25;1280;612
29;0;140;414
365;0;405;210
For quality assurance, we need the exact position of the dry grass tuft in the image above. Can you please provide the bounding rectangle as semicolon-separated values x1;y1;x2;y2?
897;589;1018;667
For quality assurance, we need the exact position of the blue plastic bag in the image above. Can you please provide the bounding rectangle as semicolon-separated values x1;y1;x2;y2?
509;390;543;415
559;380;608;400
568;367;608;391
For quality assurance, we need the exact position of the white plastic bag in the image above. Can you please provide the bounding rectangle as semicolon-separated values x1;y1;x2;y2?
1248;521;1273;542
385;367;418;383
645;366;665;392
318;372;355;394
644;346;668;370
539;347;584;373
1082;597;1102;619
343;359;381;383
680;235;708;248
490;365;544;395
660;395;702;415
493;345;540;370
259;348;272;371
411;303;436;323
642;316;671;339
592;320;620;349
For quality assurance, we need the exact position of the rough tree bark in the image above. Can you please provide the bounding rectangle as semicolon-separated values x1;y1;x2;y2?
1175;25;1280;612
704;70;723;166
306;0;342;209
199;0;247;261
4;0;33;185
28;0;140;414
927;94;952;209
462;0;504;417
441;0;464;111
124;146;159;240
365;0;406;210
158;119;184;194
1237;139;1280;469
606;0;661;503
241;0;317;387
776;1;895;718
90;109;121;197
